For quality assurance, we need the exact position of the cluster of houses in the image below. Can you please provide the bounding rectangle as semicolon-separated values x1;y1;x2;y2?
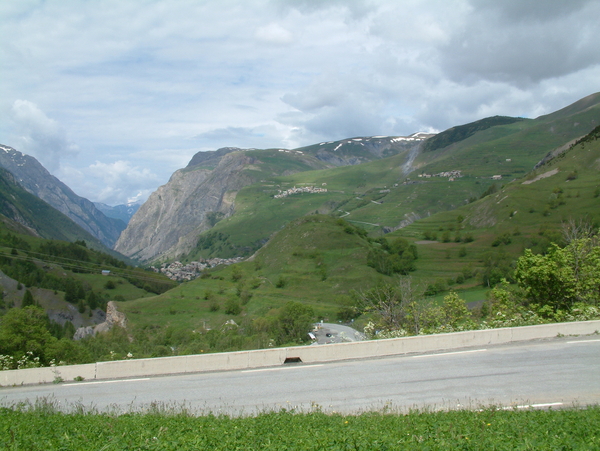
151;257;244;282
274;185;328;199
416;170;503;181
418;170;463;181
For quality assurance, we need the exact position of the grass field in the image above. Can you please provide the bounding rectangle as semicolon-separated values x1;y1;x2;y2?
1;401;598;450
119;215;386;334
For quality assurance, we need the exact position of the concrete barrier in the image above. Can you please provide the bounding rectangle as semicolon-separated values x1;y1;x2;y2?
0;363;96;386
2;320;599;386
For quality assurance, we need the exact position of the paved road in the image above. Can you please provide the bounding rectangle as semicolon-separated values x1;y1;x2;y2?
1;336;599;415
311;322;366;344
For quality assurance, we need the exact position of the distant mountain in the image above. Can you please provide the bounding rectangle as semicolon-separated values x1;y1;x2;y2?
0;144;125;247
115;93;600;265
94;201;141;225
0;166;109;246
297;133;434;166
115;135;427;262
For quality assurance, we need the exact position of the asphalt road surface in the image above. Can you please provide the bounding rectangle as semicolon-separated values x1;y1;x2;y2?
311;322;366;344
2;336;599;415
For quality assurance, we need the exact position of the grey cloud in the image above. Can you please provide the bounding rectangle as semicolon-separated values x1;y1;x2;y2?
440;1;600;85
473;0;592;23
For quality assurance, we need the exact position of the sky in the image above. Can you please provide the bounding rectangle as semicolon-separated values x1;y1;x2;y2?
1;0;599;206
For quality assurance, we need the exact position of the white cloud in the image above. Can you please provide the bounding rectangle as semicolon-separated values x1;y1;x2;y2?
10;100;79;172
255;23;293;45
59;160;160;206
0;0;599;206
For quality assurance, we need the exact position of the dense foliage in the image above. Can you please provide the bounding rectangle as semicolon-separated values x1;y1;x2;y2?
367;237;418;276
515;238;600;310
0;306;90;369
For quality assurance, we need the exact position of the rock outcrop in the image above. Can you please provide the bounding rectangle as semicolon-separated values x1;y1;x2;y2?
73;301;127;340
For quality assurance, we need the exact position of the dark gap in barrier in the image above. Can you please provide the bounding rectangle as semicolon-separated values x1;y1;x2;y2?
283;357;302;364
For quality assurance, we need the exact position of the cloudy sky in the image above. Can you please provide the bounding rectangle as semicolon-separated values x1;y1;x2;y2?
1;0;599;206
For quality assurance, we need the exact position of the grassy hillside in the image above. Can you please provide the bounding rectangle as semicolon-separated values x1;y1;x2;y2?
119;216;392;337
4;94;600;364
184;93;600;261
392;124;600;292
0;219;176;330
422;115;526;152
184;149;418;260
104;121;600;359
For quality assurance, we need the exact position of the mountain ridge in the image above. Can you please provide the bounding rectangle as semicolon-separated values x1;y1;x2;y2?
0;144;125;247
0;166;109;247
115;135;427;262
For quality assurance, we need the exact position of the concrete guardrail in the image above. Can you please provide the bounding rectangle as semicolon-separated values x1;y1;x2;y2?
2;320;599;386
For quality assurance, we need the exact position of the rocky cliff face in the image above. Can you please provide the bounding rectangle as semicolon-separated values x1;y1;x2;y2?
114;149;258;261
115;136;430;263
0;144;126;247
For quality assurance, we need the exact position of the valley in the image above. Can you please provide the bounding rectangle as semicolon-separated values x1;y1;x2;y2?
1;93;600;367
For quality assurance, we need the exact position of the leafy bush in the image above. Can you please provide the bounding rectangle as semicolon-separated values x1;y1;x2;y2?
224;299;241;315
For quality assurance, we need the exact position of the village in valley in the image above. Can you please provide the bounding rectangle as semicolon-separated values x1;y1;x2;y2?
274;185;328;198
151;257;245;282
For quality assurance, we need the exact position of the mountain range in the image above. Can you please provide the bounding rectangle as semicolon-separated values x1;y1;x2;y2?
113;134;432;261
0;92;599;359
113;93;600;264
94;201;141;225
0;93;599;270
0;144;125;247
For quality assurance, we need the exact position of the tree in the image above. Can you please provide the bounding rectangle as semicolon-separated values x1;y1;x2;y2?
87;291;98;310
224;299;241;315
481;249;514;287
0;306;56;366
64;278;82;303
515;237;600;310
104;280;116;290
355;277;428;334
396;277;429;335
21;289;36;308
440;292;472;329
231;265;243;282
274;302;314;345
355;283;402;330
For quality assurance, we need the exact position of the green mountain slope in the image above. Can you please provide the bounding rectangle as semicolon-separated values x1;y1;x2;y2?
118;215;391;337
116;135;428;263
0;167;107;246
116;122;600;354
391;123;600;291
423;116;526;152
185;93;600;260
5;94;600;362
0;167;176;337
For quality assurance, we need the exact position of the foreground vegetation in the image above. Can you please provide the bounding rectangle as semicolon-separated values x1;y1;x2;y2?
1;401;598;450
2;215;599;368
